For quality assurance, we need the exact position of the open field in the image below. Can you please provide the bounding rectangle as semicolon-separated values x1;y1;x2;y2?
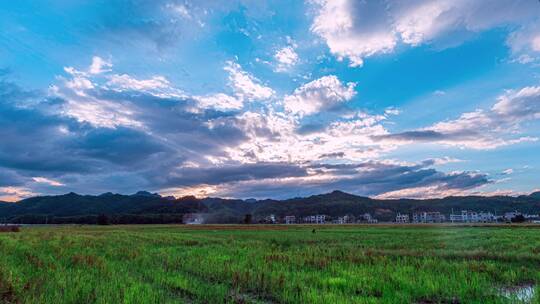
1;225;540;303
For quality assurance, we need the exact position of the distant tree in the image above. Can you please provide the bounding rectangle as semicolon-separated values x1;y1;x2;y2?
97;214;110;225
243;214;252;224
511;214;526;223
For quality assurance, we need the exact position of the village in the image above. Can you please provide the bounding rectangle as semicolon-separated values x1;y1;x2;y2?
248;210;540;225
178;208;540;225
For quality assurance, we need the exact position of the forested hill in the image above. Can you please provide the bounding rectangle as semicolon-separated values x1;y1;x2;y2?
1;190;540;224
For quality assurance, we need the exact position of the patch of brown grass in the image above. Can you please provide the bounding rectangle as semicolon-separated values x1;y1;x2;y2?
0;277;18;304
181;225;290;231
71;254;104;270
0;226;20;233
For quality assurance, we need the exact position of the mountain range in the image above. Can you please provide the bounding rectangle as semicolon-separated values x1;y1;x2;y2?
1;190;540;224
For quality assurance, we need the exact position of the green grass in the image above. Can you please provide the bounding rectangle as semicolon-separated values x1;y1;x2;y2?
1;224;540;303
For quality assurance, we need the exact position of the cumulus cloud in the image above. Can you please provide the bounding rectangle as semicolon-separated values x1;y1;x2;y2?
88;56;112;74
283;75;356;116
106;74;172;92
227;110;392;164
274;42;299;72
311;0;396;67
310;0;540;67
374;86;540;149
224;60;274;101
0;66;249;197
507;22;540;63
195;93;243;111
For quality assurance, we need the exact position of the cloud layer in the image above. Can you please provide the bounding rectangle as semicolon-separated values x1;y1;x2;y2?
0;56;499;201
1;1;539;201
310;0;540;66
374;86;540;149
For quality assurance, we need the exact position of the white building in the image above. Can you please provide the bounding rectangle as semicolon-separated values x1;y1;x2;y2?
303;215;326;224
183;213;204;225
413;212;445;223
395;213;409;223
284;215;296;224
333;215;353;224
357;213;377;223
450;210;496;223
479;212;495;222
265;214;276;224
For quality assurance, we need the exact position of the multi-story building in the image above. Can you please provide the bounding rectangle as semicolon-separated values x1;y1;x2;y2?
449;210;497;223
284;215;296;224
356;213;377;223
333;215;355;224
478;212;495;222
395;213;410;223
412;212;445;223
450;210;479;223
303;215;326;224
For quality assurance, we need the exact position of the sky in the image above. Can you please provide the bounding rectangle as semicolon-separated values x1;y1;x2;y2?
1;0;540;201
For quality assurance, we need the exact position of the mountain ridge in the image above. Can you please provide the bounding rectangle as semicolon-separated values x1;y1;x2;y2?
2;190;540;224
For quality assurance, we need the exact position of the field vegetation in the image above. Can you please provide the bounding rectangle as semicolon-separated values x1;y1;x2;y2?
0;224;539;303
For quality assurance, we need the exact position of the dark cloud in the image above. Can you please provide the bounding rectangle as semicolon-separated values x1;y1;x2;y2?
0;169;24;187
160;162;308;188
203;161;491;199
69;127;169;166
0;80;174;178
372;130;480;142
318;152;345;159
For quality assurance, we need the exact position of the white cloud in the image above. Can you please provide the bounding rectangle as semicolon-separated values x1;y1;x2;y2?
107;74;171;92
283;75;356;116
384;107;400;116
224;61;274;101
433;90;446;96
507;22;540;62
88;56;112;74
227;109;392;164
375;185;467;200
512;54;537;64
502;169;514;175
429;157;464;165
53;74;144;129
62;67;94;95
167;3;191;19
62;97;143;129
32;177;65;187
164;3;205;27
310;0;540;67
274;46;299;72
491;86;540;121
310;0;395;67
195;93;243;111
375;85;540;149
0;186;37;202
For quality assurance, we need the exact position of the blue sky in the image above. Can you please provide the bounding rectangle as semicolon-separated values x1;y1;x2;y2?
1;0;540;201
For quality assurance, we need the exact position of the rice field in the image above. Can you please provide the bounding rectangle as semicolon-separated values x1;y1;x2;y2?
1;224;540;303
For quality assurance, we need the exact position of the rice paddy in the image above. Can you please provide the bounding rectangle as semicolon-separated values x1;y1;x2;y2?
1;224;539;303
